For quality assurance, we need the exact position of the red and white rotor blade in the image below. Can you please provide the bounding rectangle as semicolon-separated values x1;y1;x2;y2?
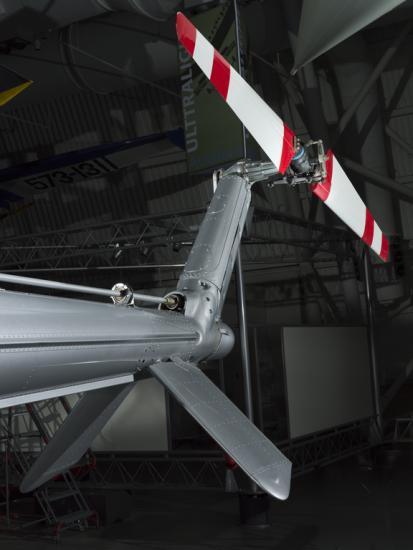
176;12;389;262
312;150;389;261
176;12;295;174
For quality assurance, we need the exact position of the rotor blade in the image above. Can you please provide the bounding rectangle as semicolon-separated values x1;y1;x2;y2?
149;358;292;500
176;12;295;174
20;381;135;492
293;0;405;73
312;150;389;261
176;13;389;261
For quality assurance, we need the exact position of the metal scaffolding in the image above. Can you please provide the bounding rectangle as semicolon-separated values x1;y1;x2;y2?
79;419;372;491
0;399;97;539
0;204;352;274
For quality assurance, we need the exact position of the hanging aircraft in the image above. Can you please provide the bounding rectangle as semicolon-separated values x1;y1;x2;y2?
0;11;390;502
0;128;184;211
292;0;406;73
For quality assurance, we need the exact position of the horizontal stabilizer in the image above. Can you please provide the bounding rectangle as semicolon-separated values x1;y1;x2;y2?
20;381;135;493
149;358;292;500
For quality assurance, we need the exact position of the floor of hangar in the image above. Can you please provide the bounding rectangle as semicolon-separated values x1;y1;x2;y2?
0;454;411;550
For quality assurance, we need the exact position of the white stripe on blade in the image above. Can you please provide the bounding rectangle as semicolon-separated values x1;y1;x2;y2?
371;221;382;256
313;152;388;260
193;31;214;78
325;157;366;239
227;69;285;171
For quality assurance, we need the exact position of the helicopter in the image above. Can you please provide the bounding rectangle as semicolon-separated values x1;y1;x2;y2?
0;11;388;501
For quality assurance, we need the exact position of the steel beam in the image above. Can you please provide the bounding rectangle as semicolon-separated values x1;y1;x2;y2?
0;203;349;272
335;21;412;141
363;252;383;434
234;0;254;426
308;263;343;323
0;263;186;274
233;0;258;504
341;157;413;204
382;358;413;412
385;124;413;159
235;252;254;421
385;55;413;121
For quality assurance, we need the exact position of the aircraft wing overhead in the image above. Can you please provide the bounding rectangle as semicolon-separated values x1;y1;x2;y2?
0;66;32;106
150;358;292;500
292;0;405;73
176;12;389;262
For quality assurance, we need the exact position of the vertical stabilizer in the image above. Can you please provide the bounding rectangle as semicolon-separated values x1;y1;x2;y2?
20;382;135;492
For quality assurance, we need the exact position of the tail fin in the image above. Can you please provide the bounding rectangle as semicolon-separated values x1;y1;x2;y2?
150;358;291;500
20;382;135;493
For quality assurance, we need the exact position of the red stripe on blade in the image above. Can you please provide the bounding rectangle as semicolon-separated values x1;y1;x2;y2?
210;50;231;100
176;12;196;56
279;124;295;174
362;209;374;247
380;234;389;262
311;150;333;202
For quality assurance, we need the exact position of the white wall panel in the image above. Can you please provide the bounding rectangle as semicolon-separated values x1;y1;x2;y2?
282;327;373;438
92;378;168;451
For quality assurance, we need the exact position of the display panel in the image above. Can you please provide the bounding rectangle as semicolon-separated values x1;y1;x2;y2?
282;327;373;439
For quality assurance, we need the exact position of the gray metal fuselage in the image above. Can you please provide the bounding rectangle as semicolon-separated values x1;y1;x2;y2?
0;161;294;502
0;290;201;405
0;166;250;407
